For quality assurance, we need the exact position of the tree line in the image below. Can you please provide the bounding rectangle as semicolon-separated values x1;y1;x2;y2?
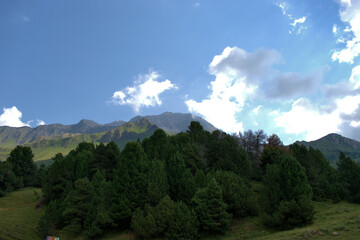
0;122;359;239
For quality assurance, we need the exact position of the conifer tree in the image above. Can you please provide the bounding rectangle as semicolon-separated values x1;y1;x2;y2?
262;154;314;229
192;178;232;233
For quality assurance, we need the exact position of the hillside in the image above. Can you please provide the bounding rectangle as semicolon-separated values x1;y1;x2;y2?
0;118;157;162
0;112;216;161
0;112;216;162
295;133;360;163
0;119;125;145
129;112;217;133
2;188;360;240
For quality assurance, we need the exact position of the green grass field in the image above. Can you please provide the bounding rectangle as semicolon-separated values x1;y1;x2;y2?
0;188;44;240
0;188;359;240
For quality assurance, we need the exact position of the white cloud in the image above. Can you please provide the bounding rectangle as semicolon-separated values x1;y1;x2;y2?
277;2;288;15
0;106;30;127
350;65;360;88
193;2;200;7
350;120;360;127
112;71;176;112
332;0;360;64
275;64;360;141
186;47;278;134
333;24;338;35
36;119;46;126
253;105;263;115
291;16;306;27
274;98;341;141
275;2;307;34
186;46;321;135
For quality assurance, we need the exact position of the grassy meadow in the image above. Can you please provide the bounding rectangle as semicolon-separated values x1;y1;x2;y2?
1;187;359;240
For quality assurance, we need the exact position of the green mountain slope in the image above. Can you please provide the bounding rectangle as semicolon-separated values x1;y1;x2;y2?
295;133;360;163
0;112;216;162
0;118;157;162
0;119;125;145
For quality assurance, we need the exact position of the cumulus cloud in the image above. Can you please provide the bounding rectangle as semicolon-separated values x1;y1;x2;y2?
275;64;360;141
36;119;46;126
112;71;176;112
275;2;307;34
332;0;360;64
0;106;30;127
209;47;281;85
274;98;341;141
185;46;318;134
186;47;280;133
265;72;321;99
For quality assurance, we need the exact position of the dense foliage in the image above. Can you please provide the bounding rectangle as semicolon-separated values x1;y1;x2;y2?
0;146;41;197
1;122;359;239
36;123;255;239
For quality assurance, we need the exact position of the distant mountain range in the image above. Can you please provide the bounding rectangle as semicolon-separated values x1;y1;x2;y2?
5;111;359;166
0;112;216;162
295;133;360;163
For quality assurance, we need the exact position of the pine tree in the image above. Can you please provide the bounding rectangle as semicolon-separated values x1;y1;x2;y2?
62;178;94;233
147;159;169;205
166;201;199;240
192;178;232;233
7;145;37;187
262;154;314;229
337;152;360;202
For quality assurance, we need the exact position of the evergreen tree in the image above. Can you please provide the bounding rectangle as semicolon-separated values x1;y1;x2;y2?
131;205;156;239
153;195;175;235
62;178;94;233
192;178;232;233
207;134;251;178
166;201;199;240
147;159;169;205
167;152;196;204
142;129;170;161
84;171;113;239
290;144;340;201
42;153;74;202
7;145;37;187
112;142;148;225
337;152;360;203
262;154;314;229
214;170;257;217
0;161;18;196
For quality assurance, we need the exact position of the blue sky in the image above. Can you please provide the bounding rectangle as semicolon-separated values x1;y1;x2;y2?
1;0;360;144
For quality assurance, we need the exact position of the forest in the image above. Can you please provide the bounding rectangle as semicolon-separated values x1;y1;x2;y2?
0;121;360;239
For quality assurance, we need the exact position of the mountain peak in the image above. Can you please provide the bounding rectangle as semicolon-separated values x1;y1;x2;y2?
77;119;100;126
295;133;360;163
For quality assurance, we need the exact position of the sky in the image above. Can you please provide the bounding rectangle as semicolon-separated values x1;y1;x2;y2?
1;0;360;144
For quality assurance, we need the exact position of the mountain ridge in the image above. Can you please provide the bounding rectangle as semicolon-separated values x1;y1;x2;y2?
0;112;216;162
295;133;360;163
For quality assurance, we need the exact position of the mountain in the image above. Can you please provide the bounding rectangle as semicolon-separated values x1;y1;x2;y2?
0;119;125;145
295;133;360;163
129;112;217;133
0;118;157;162
100;118;158;148
0;112;215;162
